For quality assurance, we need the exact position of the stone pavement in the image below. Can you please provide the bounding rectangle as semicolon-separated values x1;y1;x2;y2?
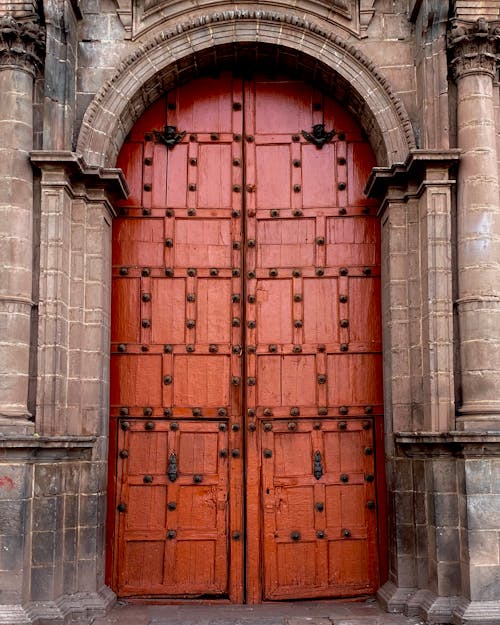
90;599;425;625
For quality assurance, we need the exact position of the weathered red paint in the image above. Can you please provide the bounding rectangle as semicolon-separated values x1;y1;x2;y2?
109;73;384;602
0;476;14;490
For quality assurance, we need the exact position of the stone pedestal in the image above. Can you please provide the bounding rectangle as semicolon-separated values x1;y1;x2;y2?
0;13;44;432
448;18;500;430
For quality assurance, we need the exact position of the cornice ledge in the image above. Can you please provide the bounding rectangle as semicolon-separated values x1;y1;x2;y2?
0;435;96;461
0;435;95;448
396;431;500;457
366;148;461;198
30;150;129;199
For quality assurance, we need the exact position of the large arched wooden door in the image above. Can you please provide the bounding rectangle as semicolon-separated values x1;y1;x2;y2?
108;73;384;603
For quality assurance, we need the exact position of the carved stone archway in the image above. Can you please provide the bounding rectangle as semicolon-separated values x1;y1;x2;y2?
76;9;416;170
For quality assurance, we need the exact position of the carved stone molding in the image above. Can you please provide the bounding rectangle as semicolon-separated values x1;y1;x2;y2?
448;18;500;80
0;13;45;74
129;1;360;39
78;8;416;169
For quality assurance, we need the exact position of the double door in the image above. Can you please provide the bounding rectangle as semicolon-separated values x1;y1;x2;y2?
109;73;383;601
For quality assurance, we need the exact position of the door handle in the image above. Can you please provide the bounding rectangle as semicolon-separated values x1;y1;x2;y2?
168;452;178;482
313;450;323;480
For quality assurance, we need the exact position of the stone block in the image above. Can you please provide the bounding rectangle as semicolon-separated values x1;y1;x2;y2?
77;559;97;592
434;493;459;527
0;464;28;500
414;492;427;525
35;464;62;497
415;524;428;558
469;564;500;601
79;494;99;527
465;460;492;494
79;526;98;560
468;530;500;566
433;459;458;494
0;533;24;571
0;569;23;603
394;554;417;587
394;458;413;491
435;527;460;563
396;524;416;556
30;565;55;601
32;496;59;531
467;494;500;531
437;561;461;596
394;492;414;524
0;499;26;535
32;531;56;566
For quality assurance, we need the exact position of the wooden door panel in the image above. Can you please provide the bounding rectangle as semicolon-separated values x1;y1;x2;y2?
253;80;314;134
303;278;339;344
172;355;231;408
165;144;189;208
174;75;234;133
173;219;233;268
255;280;293;345
327;354;383;406
116;420;229;596
196;278;233;344
348;142;377;207
302;143;337;208
112;218;164;267
255;145;291;209
256;219;316;267
326;217;380;267
282;356;317;406
197;144;234;209
260;419;377;599
111;74;383;603
111;278;140;343
150;143;168;208
115;141;144;208
151;278;186;344
127;485;168;530
348;277;382;345
329;540;370;587
111;75;244;601
110;355;162;407
256;356;281;406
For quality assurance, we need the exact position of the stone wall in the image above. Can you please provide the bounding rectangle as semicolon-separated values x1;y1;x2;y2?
0;0;500;624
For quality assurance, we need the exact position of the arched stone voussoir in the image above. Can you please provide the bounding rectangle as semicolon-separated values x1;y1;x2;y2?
77;10;416;169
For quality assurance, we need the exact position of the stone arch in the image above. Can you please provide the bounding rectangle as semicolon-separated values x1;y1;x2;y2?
76;9;416;169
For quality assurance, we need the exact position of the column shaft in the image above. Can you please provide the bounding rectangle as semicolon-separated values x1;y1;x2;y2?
449;19;500;428
0;13;44;431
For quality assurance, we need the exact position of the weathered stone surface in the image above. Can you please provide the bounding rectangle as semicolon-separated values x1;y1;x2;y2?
1;1;500;624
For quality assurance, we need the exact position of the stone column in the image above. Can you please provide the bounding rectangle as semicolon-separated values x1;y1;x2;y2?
0;13;44;432
448;19;500;430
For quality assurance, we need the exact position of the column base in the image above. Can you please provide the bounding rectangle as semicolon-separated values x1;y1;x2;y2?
377;581;418;613
0;414;34;435
0;586;116;625
377;582;500;625
457;403;500;431
452;598;500;625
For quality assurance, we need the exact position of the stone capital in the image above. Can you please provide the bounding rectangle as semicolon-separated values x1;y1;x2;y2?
0;13;45;74
448;18;500;80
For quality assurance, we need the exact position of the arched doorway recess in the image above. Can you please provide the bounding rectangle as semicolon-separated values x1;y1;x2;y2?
108;70;386;603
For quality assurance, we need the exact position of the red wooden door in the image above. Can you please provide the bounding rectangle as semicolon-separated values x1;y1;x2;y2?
109;73;383;602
